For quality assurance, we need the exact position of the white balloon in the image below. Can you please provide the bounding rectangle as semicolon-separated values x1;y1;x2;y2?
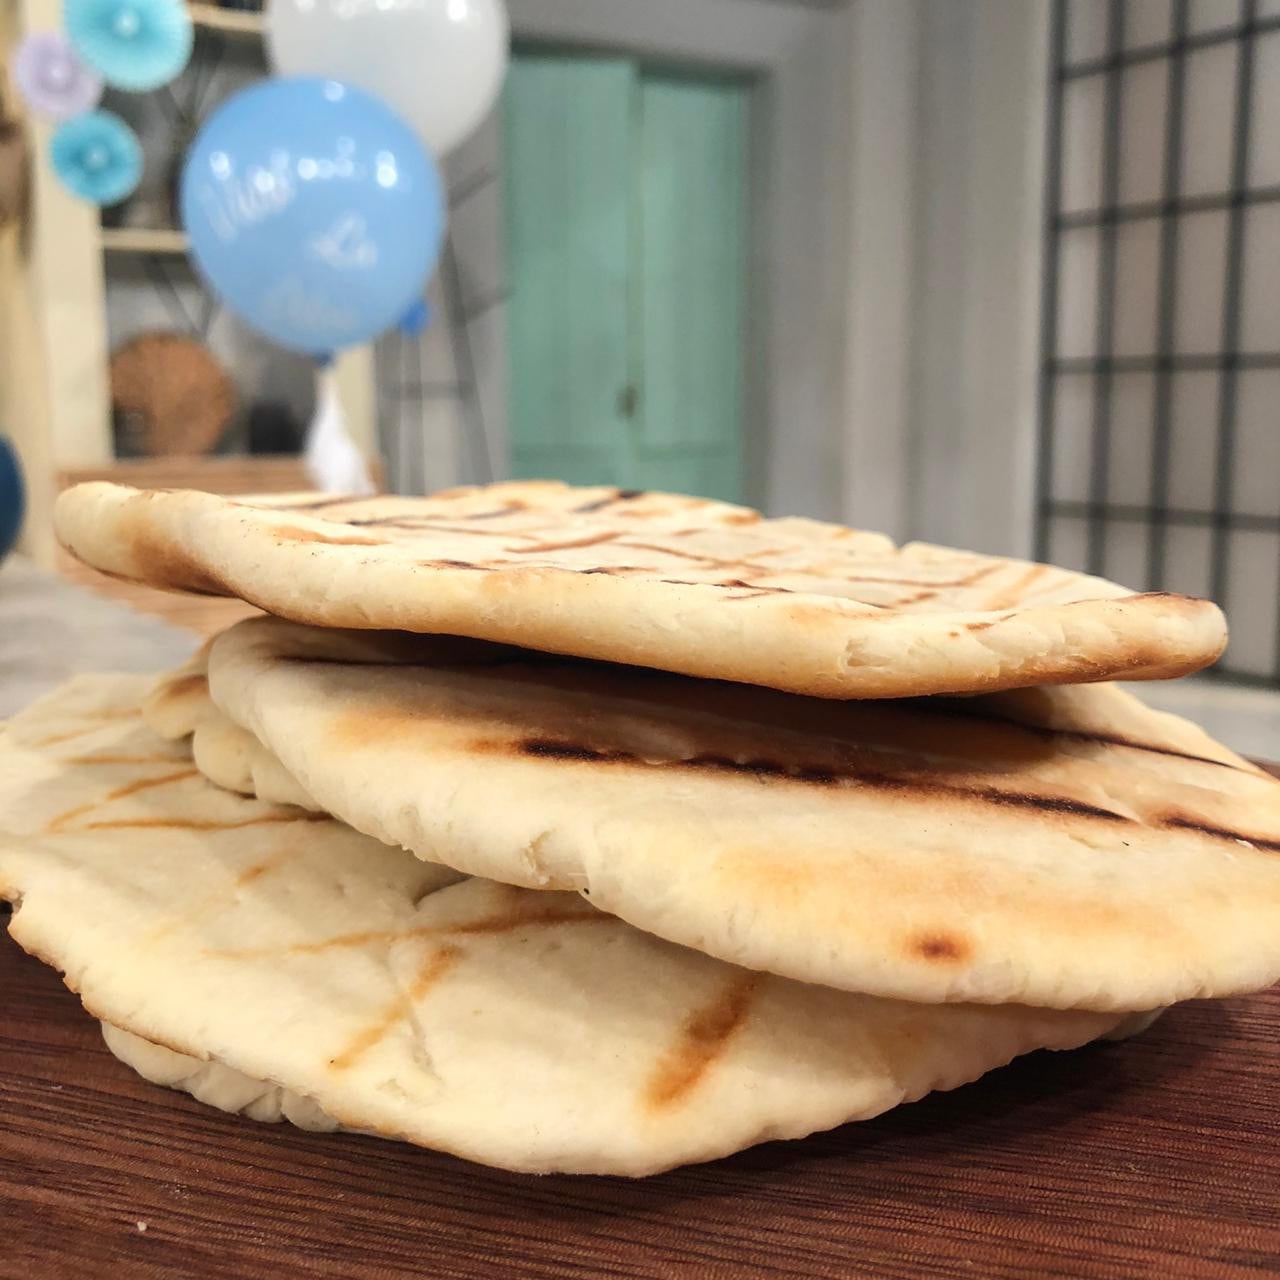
267;0;510;157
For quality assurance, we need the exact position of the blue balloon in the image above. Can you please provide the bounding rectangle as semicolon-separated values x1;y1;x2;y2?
180;77;446;356
0;436;25;564
398;297;431;337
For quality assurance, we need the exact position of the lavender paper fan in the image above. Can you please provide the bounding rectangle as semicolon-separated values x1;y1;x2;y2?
11;32;103;121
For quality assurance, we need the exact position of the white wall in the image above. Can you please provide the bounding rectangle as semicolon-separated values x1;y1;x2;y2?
833;0;921;543
387;0;855;518
835;0;1048;554
909;0;1049;558
426;0;1049;545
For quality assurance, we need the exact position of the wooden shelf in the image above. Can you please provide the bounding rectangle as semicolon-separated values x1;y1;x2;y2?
59;455;316;493
188;3;263;36
100;227;191;256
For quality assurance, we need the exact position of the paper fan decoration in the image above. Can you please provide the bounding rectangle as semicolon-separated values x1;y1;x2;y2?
50;109;142;205
64;0;192;92
11;32;103;120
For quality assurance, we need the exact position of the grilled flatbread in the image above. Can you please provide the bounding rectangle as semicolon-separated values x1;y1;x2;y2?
102;1023;342;1132
54;481;1226;699
193;616;1280;1012
0;677;1124;1176
191;708;315;810
140;642;214;738
99;1002;1164;1138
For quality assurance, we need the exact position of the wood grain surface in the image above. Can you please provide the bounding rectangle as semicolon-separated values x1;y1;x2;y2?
3;776;1280;1279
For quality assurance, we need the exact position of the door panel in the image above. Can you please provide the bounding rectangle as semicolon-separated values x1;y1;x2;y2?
504;56;749;500
504;55;634;483
636;73;748;502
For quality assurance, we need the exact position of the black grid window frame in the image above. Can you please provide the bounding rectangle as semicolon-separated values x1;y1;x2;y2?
1036;0;1280;687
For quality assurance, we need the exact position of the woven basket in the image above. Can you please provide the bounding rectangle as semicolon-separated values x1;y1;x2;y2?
110;331;237;457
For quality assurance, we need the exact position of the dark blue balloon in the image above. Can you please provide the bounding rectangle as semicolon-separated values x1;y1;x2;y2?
180;77;445;356
0;436;25;563
398;297;431;337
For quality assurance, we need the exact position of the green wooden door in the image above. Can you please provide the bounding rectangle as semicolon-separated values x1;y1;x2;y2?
631;72;748;503
504;55;635;486
504;55;749;500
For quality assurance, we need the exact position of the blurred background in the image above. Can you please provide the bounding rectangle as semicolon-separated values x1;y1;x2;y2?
1;0;1277;705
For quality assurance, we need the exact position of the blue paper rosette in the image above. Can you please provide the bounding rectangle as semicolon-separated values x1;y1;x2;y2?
64;0;192;92
50;109;143;205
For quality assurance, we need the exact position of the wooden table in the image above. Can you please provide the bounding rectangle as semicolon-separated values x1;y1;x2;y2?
2;557;1277;1280
3;911;1278;1280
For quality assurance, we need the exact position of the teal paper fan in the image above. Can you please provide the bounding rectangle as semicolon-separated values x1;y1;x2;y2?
50;110;142;206
64;0;193;92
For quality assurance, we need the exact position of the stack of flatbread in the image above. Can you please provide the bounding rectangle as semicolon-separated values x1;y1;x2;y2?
2;479;1277;1176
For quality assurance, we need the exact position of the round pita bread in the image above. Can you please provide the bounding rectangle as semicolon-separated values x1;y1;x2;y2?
0;676;1123;1175
54;481;1227;699
196;617;1280;1013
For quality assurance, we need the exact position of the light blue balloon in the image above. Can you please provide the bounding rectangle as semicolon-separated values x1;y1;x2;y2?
180;77;446;356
